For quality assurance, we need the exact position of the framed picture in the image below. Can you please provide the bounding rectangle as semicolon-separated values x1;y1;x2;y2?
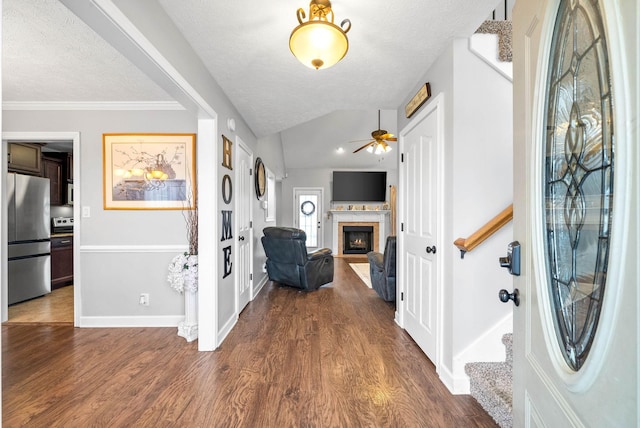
103;133;196;210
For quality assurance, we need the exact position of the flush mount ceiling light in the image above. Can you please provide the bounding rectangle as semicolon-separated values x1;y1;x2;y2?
289;0;351;70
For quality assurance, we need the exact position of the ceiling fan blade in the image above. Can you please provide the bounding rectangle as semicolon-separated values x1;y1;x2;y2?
385;137;398;142
353;141;375;153
379;133;395;140
347;138;374;143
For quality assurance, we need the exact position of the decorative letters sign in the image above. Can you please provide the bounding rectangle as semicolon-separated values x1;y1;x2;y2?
220;135;233;279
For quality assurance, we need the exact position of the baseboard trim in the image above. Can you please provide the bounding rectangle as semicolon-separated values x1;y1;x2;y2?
252;275;268;299
438;363;471;395
217;314;237;345
79;315;183;328
450;312;513;394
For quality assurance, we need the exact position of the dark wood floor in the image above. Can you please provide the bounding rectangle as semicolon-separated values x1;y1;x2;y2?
2;258;497;427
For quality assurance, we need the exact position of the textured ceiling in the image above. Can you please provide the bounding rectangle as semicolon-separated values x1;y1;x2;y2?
2;0;500;168
2;0;171;102
157;0;500;138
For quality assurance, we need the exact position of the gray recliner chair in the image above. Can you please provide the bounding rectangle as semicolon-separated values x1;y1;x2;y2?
367;235;396;302
261;227;334;291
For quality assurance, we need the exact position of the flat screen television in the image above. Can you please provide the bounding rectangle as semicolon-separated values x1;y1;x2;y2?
332;171;387;202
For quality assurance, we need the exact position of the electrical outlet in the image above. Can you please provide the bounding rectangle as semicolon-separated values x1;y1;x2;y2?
139;293;150;306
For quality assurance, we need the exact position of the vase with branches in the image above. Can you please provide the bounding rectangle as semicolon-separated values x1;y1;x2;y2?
167;182;198;342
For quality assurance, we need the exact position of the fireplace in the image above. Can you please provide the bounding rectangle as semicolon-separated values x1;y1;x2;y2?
343;226;374;255
331;209;389;257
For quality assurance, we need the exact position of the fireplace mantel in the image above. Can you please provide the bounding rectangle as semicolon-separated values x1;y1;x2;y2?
330;210;390;256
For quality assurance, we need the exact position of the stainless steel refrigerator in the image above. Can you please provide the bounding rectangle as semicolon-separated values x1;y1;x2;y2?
7;173;51;305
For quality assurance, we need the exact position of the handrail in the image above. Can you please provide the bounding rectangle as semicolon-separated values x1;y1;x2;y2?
454;204;513;258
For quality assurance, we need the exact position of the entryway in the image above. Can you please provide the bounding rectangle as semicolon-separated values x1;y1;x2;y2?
2;132;80;326
293;187;324;251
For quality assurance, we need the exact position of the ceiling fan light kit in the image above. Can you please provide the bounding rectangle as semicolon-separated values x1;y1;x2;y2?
366;142;392;155
289;0;351;70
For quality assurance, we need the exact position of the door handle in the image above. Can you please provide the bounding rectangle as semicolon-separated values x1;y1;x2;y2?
426;245;436;254
499;288;520;306
239;236;245;241
498;241;520;276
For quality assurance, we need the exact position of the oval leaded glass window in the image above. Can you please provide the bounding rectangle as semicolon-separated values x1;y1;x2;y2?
544;0;614;371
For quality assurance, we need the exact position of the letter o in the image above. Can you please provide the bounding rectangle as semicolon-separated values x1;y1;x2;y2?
222;174;233;204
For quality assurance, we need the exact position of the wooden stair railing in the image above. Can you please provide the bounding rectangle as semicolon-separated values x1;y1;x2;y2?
454;204;513;258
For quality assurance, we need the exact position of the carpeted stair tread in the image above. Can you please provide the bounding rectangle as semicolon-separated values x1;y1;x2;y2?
465;333;513;428
466;362;512;427
465;362;512;403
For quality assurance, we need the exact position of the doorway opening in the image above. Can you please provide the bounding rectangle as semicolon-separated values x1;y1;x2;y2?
3;133;80;325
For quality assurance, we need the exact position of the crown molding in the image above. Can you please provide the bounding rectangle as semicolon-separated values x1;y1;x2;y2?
2;101;185;111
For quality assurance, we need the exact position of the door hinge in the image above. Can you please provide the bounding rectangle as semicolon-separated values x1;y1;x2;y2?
250;168;253;175
401;222;404;232
401;292;404;301
250;273;253;281
401;153;404;162
250;221;253;228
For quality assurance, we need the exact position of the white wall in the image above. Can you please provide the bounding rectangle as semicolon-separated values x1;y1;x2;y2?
397;37;514;392
251;135;284;288
450;37;514;361
58;0;262;346
4;109;195;323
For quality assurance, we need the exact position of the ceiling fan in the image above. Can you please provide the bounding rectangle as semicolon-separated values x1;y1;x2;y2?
351;110;397;154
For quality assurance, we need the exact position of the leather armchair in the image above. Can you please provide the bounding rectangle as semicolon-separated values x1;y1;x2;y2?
367;236;397;302
261;227;334;291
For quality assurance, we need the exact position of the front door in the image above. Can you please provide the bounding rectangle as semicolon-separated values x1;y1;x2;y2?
512;0;637;425
236;141;252;312
399;94;443;366
293;188;323;252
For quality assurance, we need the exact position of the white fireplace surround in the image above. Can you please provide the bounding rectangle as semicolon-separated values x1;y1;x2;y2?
330;210;390;256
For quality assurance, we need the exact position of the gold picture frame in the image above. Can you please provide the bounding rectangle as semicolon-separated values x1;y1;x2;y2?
103;133;196;210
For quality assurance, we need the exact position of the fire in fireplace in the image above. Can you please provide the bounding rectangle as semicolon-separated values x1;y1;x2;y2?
343;226;374;255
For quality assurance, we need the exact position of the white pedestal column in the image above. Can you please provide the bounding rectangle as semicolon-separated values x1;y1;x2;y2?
178;288;198;342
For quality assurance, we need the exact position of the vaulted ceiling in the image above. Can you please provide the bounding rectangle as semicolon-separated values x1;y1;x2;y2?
3;0;501;169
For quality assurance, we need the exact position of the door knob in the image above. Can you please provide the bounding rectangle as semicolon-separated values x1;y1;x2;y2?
239;236;245;241
426;245;436;254
499;288;520;306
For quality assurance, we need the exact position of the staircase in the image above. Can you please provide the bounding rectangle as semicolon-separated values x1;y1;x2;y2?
465;333;513;428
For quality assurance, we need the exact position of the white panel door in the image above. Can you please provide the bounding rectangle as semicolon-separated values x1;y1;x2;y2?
236;141;252;312
512;0;637;426
400;96;443;364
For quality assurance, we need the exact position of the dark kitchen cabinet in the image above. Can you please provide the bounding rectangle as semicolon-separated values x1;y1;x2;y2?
51;236;73;290
67;153;73;181
42;157;63;206
8;143;42;174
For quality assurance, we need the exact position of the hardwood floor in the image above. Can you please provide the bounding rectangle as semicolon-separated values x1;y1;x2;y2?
5;285;73;324
2;258;497;427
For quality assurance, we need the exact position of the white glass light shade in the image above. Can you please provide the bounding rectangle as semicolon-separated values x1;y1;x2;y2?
290;21;349;70
368;142;392;155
